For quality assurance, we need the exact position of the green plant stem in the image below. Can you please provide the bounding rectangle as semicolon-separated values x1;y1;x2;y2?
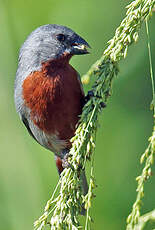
145;19;155;112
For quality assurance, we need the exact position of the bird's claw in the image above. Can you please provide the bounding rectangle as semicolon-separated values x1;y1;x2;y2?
84;90;107;108
62;154;70;169
61;149;74;170
84;90;95;103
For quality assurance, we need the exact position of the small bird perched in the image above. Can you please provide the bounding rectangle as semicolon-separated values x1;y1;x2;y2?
14;24;90;195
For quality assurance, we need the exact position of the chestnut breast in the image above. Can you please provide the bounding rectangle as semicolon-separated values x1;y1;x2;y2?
22;61;84;142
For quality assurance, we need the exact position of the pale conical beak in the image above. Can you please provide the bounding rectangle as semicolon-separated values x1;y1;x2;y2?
70;36;91;55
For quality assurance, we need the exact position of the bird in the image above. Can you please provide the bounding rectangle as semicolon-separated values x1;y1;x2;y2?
14;24;90;196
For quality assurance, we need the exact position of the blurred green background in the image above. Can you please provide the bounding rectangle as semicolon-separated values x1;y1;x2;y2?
0;0;155;229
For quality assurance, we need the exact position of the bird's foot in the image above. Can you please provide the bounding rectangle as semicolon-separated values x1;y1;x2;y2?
84;90;106;108
61;149;71;169
84;90;94;103
62;154;70;169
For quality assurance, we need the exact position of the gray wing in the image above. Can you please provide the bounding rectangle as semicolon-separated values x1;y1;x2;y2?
21;115;38;143
77;72;85;96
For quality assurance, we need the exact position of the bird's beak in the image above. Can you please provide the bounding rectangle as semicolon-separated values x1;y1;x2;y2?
71;37;91;55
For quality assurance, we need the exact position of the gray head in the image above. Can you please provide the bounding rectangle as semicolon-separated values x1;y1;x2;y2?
19;24;90;71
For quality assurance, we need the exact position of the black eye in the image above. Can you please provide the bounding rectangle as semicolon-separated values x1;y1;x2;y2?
56;34;66;42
